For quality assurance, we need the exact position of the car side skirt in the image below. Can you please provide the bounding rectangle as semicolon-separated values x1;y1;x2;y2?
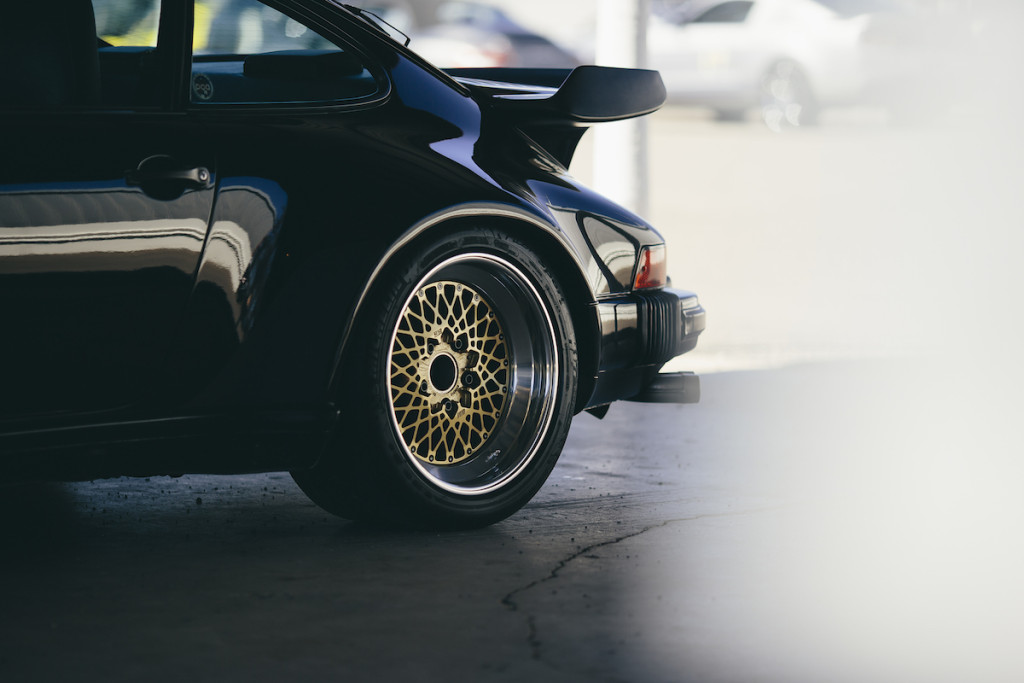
0;408;337;482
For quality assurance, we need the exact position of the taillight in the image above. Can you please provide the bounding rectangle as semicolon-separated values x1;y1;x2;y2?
633;244;667;290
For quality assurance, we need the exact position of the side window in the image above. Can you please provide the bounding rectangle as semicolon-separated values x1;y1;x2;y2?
691;1;754;23
0;0;162;109
190;0;378;105
94;0;163;108
95;0;160;46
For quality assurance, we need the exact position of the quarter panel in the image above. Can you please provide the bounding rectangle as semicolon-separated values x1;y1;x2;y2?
164;16;666;418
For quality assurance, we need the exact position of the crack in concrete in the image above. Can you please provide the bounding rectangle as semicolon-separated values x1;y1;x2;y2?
499;513;703;669
500;508;774;674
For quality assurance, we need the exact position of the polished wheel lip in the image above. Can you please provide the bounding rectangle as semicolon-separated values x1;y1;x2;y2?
386;252;558;496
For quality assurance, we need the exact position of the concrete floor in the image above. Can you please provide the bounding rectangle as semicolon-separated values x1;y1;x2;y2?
3;99;1023;680
2;360;1021;682
0;367;828;682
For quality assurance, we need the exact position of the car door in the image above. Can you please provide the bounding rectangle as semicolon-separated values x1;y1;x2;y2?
0;0;216;419
159;0;387;409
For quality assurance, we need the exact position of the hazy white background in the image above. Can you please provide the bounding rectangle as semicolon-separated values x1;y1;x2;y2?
512;2;1023;680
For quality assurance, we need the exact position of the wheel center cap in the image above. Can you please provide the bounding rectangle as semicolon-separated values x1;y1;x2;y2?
429;352;458;393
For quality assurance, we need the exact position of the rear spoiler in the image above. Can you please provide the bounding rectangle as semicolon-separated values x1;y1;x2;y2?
446;66;666;166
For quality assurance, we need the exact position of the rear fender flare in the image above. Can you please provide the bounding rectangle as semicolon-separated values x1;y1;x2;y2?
327;202;601;414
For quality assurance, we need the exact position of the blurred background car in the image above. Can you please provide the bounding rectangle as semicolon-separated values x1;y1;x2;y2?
648;0;957;129
95;0;967;129
350;0;579;67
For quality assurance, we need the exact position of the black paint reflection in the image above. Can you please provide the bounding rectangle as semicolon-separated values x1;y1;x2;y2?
157;178;288;405
0;181;212;417
197;178;287;338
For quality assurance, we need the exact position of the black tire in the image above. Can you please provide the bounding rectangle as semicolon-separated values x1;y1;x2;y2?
759;60;819;131
292;228;578;529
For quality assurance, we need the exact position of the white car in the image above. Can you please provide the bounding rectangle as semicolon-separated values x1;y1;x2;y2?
648;0;942;129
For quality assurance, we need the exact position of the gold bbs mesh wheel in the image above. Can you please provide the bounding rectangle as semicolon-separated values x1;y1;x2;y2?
386;253;559;495
389;280;509;465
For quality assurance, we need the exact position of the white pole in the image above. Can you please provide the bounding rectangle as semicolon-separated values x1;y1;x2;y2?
593;0;650;217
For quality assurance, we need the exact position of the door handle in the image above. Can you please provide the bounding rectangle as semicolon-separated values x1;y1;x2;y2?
127;166;211;188
125;155;213;193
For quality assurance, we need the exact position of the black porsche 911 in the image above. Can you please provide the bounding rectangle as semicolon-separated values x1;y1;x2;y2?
0;0;705;528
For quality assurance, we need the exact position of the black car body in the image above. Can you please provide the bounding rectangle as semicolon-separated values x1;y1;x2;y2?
0;0;704;527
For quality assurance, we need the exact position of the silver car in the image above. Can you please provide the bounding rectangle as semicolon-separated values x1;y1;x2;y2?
648;0;948;129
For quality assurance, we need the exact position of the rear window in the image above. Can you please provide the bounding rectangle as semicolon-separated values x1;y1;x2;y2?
190;0;379;106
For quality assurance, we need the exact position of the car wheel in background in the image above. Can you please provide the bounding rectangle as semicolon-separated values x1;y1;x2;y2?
759;60;819;131
293;229;578;529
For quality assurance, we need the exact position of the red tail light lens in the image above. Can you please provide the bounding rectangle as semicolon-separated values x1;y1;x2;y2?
633;245;666;290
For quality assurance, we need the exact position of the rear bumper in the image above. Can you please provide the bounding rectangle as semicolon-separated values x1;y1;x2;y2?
642;288;706;362
584;288;705;408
